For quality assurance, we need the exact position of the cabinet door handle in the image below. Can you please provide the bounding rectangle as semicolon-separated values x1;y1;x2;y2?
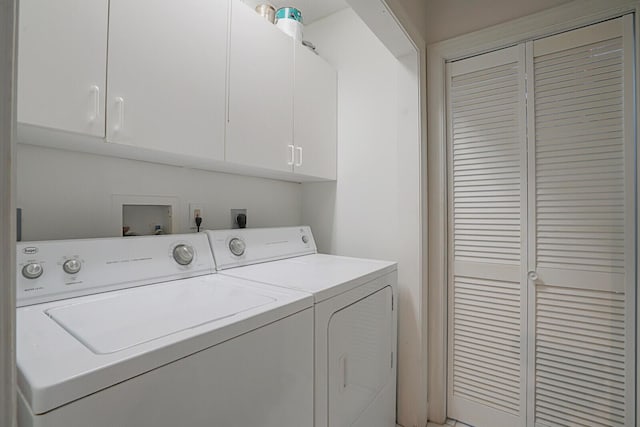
287;144;295;166
295;146;303;167
89;85;100;122
114;97;125;132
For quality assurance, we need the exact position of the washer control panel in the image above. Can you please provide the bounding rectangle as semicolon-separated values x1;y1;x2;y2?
16;234;215;307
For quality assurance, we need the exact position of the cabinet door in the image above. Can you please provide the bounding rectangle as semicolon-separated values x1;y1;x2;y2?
17;0;108;137
328;287;393;427
227;0;294;173
293;45;337;180
106;0;227;160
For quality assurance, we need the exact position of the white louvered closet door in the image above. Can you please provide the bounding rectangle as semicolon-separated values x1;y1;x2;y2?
447;45;528;427
527;16;635;427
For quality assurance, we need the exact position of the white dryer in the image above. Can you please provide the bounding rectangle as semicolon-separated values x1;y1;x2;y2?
208;226;398;427
16;233;314;427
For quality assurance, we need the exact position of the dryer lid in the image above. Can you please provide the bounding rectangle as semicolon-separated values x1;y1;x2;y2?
47;277;275;354
220;253;397;302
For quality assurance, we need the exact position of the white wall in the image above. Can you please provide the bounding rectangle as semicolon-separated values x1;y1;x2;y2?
302;9;423;427
17;144;302;241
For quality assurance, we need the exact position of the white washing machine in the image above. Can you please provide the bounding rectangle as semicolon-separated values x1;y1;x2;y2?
16;233;314;427
208;226;398;427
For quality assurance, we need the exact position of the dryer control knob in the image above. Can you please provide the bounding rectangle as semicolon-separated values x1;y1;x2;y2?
302;235;309;244
63;259;82;275
22;263;43;279
229;238;246;256
173;244;195;266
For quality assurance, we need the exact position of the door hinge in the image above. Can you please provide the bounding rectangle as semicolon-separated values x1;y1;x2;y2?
391;352;394;369
391;293;394;311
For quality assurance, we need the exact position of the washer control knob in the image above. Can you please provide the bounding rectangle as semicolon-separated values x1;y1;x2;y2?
229;238;246;256
22;263;43;279
173;244;195;266
302;235;309;244
63;259;82;275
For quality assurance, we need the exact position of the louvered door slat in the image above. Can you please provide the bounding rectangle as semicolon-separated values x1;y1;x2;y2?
537;107;622;126
536;100;622;118
537;65;622;87
535;38;621;64
529;16;634;427
455;149;520;160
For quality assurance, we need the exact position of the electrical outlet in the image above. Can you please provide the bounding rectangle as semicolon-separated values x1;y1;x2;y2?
189;203;204;230
230;209;247;229
17;208;22;242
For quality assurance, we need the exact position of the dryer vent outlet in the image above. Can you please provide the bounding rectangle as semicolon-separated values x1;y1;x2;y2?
231;209;247;229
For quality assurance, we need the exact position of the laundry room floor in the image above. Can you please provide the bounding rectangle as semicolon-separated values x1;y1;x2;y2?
426;420;471;427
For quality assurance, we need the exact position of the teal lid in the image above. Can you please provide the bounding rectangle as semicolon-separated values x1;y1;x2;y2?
276;7;303;23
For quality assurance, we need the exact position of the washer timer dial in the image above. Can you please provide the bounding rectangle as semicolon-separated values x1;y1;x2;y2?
22;263;43;279
173;244;195;266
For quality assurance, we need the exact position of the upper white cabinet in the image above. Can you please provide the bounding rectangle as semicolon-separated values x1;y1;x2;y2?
17;0;337;182
227;0;337;179
17;0;108;137
227;0;295;173
106;0;227;160
294;44;337;180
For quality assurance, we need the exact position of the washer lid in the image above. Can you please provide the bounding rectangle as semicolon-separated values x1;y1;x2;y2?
47;279;275;354
18;274;313;415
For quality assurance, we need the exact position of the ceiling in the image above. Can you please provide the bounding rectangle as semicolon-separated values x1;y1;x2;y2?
424;0;574;43
243;0;349;24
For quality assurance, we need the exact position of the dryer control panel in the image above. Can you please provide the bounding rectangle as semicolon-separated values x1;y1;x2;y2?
16;234;215;307
208;226;317;270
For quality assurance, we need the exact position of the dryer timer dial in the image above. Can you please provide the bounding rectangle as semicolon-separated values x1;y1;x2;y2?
229;238;246;256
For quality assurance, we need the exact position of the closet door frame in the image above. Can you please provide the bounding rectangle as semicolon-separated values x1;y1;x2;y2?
427;1;640;423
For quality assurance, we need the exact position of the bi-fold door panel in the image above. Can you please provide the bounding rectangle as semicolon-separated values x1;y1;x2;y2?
446;45;528;427
527;16;635;427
